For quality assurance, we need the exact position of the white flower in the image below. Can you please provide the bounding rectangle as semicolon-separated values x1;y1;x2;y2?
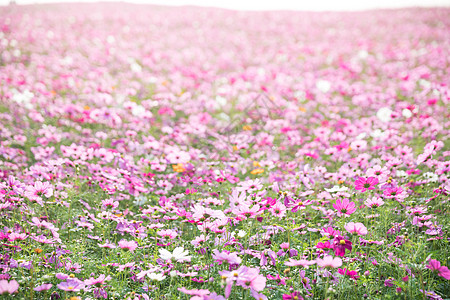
357;50;369;59
324;185;348;193
147;272;166;281
376;107;392;123
133;195;148;206
423;172;438;182
159;247;191;262
131;105;146;117
402;109;412;118
396;170;408;178
237;230;246;238
370;129;385;138
215;96;227;107
130;61;142;73
356;133;367;140
316;80;331;93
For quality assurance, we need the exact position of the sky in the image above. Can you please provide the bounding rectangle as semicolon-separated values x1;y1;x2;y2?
1;0;449;10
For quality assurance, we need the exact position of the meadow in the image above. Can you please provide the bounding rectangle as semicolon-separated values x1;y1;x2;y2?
0;4;449;299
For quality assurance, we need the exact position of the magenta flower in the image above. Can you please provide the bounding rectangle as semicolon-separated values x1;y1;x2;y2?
333;198;356;216
316;241;332;249
333;236;352;257
0;280;19;294
338;268;360;280
267;274;286;286
344;222;368;235
282;291;304;300
426;259;450;280
354;177;379;192
299;270;311;290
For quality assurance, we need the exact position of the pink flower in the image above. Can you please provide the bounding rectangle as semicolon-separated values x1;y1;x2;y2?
364;197;384;208
383;187;404;199
344;222;368;235
235;267;266;291
0;280;19;294
57;278;85;292
101;198;119;209
354;177;378;192
251;289;268;300
84;274;111;286
25;181;53;205
284;258;316;267
118;240;138;252
34;283;53;292
212;250;242;265
333;198;356;216
270;202;286;218
232;204;262;220
320;227;340;238
427;259;450;280
366;165;389;181
178;287;210;296
316;255;342;268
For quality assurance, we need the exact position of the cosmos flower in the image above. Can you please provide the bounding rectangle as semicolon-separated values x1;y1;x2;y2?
25;181;53;205
333;236;352;257
426;259;450;280
159;247;192;262
34;283;53;292
212;249;242;265
284;259;316;267
338;268;360;280
0;280;19;294
354;177;379;192
299;270;311;290
316;255;343;268
344;222;368;235
333;198;356;216
84;274;111;286
147;273;167;281
282;291;304;300
118;240;138;252
57;278;85;292
364;197;384;208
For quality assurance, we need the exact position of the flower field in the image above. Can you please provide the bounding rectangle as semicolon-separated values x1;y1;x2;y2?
0;3;449;299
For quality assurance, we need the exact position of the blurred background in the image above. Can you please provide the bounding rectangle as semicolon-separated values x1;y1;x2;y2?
1;0;449;10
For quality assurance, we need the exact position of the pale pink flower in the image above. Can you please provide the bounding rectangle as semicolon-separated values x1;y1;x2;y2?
25;181;53;205
0;280;19;294
344;222;368;235
118;240;138;252
284;258;316;267
316;255;342;268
